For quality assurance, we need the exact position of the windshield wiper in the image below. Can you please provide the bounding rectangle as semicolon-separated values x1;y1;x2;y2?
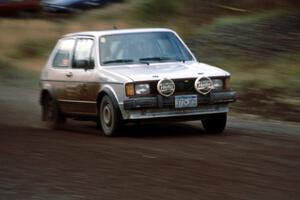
103;59;134;64
139;57;173;62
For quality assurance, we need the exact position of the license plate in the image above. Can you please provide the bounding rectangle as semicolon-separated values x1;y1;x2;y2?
175;95;198;108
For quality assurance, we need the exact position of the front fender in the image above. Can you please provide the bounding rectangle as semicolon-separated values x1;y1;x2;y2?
98;85;121;109
97;84;126;120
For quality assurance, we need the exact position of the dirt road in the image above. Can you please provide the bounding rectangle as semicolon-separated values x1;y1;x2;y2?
0;80;299;200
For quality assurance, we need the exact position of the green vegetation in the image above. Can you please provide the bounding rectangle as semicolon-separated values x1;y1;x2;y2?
11;38;55;59
187;9;300;121
0;0;299;121
135;0;179;22
0;58;39;88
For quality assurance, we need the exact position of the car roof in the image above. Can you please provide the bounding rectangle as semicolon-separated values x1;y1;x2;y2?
63;28;175;38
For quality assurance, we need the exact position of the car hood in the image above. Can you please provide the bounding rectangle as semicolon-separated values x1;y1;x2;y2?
104;61;230;82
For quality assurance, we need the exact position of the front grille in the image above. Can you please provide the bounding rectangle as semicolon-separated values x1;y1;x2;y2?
149;78;197;95
174;78;196;94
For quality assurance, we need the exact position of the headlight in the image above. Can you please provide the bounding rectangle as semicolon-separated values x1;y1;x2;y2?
135;83;150;95
212;79;223;90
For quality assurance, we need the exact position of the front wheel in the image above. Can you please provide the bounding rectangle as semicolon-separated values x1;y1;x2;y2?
99;95;121;137
202;113;227;134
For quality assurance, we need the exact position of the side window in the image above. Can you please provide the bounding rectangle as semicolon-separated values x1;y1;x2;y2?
52;39;75;68
73;38;94;69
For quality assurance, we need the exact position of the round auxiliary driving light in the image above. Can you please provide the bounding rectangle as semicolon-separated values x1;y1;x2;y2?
157;78;175;97
194;76;214;95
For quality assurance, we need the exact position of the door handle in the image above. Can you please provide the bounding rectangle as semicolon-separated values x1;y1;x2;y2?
65;72;73;78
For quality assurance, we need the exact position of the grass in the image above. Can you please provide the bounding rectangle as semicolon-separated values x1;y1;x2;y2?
190;9;300;93
201;54;300;121
198;9;283;33
207;53;300;95
188;9;300;121
134;0;179;23
0;57;39;88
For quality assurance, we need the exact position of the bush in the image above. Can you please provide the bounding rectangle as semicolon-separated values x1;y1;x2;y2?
135;0;179;22
11;38;55;59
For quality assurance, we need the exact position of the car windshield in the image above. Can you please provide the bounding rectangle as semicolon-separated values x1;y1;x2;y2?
99;32;194;66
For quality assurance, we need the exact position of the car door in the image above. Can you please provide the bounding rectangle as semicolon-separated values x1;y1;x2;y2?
45;38;76;111
63;37;98;115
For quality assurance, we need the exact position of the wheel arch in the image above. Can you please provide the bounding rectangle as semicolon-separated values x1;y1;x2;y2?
40;89;55;106
96;88;120;112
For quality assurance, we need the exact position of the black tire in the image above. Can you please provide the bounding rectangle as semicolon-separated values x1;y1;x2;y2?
202;113;227;134
99;95;121;136
43;95;66;129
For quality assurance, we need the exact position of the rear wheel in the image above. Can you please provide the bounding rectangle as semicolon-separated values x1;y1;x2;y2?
202;113;227;134
99;95;121;137
43;95;66;129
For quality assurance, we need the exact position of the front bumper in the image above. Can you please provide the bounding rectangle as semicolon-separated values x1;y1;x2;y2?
123;104;229;120
123;91;236;110
121;91;236;120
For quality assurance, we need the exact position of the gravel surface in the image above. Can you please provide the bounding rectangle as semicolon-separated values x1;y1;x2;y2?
0;81;299;200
